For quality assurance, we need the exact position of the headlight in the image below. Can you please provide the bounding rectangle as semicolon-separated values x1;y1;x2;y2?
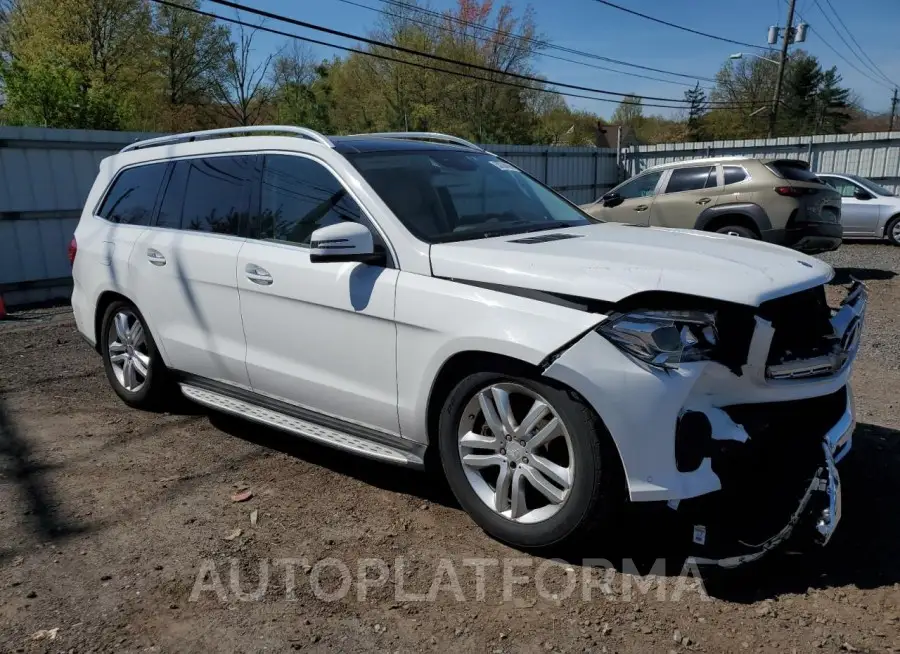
598;309;719;369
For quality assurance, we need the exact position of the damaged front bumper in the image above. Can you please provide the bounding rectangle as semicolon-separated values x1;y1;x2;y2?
544;280;867;567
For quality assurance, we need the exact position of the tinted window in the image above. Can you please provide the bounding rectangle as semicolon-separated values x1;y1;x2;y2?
258;154;363;245
97;163;167;225
346;151;590;243
768;161;821;183
723;166;748;186
155;156;255;234
820;177;861;198
615;171;663;200
664;166;716;193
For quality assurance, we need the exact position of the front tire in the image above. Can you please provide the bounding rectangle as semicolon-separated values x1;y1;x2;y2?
100;300;170;409
438;371;621;550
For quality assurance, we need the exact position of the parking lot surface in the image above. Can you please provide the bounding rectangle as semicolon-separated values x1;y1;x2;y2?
1;243;899;653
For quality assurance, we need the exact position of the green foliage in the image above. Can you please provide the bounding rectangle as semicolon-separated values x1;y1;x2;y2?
0;0;866;143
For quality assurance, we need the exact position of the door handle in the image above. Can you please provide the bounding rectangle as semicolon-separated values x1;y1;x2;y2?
634;204;649;212
146;248;166;266
245;263;273;285
696;197;712;205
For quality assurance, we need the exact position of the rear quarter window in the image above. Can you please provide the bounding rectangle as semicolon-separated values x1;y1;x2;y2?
97;163;168;225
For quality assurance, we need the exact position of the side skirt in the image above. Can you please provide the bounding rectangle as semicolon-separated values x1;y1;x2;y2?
178;378;426;469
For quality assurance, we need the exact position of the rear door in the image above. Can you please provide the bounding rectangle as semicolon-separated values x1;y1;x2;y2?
583;171;663;225
649;165;718;229
819;175;882;237
129;155;257;386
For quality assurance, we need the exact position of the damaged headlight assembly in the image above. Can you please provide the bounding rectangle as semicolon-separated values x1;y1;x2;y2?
598;310;719;369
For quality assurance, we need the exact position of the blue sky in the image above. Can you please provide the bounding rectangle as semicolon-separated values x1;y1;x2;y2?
220;0;900;119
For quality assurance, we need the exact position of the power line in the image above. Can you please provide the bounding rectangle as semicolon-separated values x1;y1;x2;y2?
149;0;704;110
332;0;717;92
787;0;894;90
817;0;898;88
203;0;733;105
204;0;754;106
374;0;719;84
590;0;768;51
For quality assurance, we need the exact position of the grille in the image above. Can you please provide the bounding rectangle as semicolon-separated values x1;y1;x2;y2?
758;285;835;365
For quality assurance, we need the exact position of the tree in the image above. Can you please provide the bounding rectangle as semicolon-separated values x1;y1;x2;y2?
270;42;333;132
0;0;153;129
151;0;229;129
684;82;708;141
610;94;643;128
209;20;273;126
814;66;852;133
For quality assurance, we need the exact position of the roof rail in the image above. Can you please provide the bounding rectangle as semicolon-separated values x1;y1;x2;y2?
120;125;334;153
354;131;485;152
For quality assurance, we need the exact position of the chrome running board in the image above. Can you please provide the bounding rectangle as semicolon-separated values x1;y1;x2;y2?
180;383;425;468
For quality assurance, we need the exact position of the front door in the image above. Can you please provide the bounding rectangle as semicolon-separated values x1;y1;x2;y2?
820;176;883;237
129;155;256;386
649;165;718;229
585;171;663;226
237;153;401;435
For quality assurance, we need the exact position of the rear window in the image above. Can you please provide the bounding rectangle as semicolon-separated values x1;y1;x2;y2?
767;161;821;183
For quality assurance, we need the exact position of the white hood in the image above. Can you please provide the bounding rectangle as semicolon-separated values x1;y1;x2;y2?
429;224;834;306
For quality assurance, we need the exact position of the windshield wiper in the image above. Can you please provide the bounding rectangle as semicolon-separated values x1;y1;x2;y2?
478;221;580;239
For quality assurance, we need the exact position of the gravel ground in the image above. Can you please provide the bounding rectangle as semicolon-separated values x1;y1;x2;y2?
0;243;899;653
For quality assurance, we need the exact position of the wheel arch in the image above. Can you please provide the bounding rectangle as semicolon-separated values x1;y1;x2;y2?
884;212;900;241
425;351;540;452
93;290;170;366
423;349;626;487
694;203;771;236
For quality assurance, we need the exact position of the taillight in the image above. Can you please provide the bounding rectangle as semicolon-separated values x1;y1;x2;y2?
774;186;818;197
67;237;77;266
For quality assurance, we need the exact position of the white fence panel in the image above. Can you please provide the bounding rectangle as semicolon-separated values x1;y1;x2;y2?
624;132;900;193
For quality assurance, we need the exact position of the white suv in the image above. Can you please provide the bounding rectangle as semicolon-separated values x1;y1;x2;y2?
71;126;866;565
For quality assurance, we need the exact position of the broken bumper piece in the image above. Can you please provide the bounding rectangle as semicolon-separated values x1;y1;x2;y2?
688;441;841;568
680;385;852;569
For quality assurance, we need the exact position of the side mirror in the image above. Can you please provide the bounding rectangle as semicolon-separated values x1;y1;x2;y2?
309;222;383;264
853;188;873;201
604;193;624;208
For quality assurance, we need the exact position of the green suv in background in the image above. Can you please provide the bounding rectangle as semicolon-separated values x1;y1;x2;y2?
581;157;843;253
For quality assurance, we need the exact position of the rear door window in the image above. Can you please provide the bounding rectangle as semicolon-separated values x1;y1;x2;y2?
820;177;860;198
664;166;716;194
97;163;168;226
155;156;257;235
768;161;821;183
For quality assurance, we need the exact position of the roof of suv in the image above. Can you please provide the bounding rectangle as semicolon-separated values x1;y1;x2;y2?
641;156;806;174
330;135;474;154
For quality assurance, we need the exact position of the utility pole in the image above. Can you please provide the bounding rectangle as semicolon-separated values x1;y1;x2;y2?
768;0;797;138
890;88;898;131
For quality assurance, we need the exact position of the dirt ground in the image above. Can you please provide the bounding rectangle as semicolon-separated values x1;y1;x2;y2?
1;243;900;654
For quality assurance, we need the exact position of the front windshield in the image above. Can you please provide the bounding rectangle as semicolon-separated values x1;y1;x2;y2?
850;175;896;197
345;150;594;243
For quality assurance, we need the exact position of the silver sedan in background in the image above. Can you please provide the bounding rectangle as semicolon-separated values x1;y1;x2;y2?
817;173;900;245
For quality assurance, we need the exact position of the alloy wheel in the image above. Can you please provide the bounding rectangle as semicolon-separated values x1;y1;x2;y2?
457;383;574;524
107;309;150;393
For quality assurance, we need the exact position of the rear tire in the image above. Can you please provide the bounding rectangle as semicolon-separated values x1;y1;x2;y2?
715;225;758;239
100;300;170;409
886;215;900;246
437;370;622;550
